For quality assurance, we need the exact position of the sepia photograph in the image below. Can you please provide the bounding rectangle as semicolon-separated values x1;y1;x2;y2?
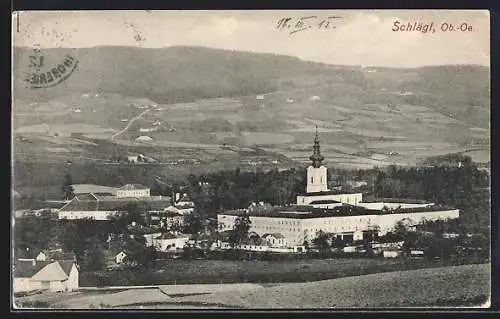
11;10;491;309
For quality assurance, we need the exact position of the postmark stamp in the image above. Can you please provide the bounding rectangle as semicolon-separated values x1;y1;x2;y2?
23;47;79;89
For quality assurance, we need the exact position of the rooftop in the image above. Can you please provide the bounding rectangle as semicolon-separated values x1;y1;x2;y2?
262;233;285;239
361;197;431;204
309;200;341;205
59;195;172;212
155;233;190;240
221;204;457;219
299;190;362;197
119;184;149;190
72;184;118;195
14;260;52;278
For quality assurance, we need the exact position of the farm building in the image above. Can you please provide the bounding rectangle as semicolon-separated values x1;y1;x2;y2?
383;250;402;258
115;251;128;264
117;184;150;198
135;136;153;143
262;233;287;247
58;193;172;221
13;259;79;293
152;233;190;252
217;130;460;246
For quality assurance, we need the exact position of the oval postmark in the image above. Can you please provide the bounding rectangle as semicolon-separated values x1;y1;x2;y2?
22;47;79;89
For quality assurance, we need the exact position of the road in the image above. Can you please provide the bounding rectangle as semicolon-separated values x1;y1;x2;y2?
110;108;154;141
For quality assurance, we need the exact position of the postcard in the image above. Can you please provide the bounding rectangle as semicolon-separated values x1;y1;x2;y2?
11;10;490;310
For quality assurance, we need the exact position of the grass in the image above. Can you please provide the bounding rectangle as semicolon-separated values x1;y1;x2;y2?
80;257;469;287
19;263;490;309
166;263;490;308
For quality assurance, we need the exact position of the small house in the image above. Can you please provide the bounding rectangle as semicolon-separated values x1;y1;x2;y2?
135;136;154;143
343;246;357;253
262;233;287;248
13;260;79;293
410;250;425;258
115;251;128;264
153;233;190;252
383;250;401;258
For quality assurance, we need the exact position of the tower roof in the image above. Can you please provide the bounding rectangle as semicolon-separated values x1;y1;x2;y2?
309;126;324;167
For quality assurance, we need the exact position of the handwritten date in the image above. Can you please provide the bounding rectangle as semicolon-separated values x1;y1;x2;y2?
276;16;343;35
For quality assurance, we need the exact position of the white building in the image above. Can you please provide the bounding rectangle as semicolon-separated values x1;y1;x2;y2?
135;136;154;143
217;130;460;246
262;233;287;247
13;260;78;293
152;233;190;252
58;193;172;221
117;184;151;198
114;251;128;264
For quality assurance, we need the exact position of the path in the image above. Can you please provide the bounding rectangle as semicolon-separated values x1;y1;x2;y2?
110;108;154;141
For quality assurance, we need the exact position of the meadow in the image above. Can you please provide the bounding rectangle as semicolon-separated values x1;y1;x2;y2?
78;257;480;287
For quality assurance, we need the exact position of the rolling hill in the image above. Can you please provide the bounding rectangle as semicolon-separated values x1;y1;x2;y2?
12;46;490;172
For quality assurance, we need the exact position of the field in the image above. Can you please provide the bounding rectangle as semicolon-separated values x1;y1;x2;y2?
165;263;490;308
78;257;483;287
15;263;489;309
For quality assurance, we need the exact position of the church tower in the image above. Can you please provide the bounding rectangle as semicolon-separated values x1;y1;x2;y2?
306;126;329;193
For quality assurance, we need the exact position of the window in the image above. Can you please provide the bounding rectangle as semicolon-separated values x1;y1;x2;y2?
311;177;314;183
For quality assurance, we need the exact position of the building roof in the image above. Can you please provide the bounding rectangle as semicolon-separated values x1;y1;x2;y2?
119;184;149;190
155;233;190;240
136;136;153;142
14;260;52;278
16;248;42;260
30;261;69;282
59;195;172;212
221;204;457;219
309;200;341;205
262;233;285;239
127;224;156;234
48;252;76;262
361;197;430;204
299;190;362;197
72;184;118;195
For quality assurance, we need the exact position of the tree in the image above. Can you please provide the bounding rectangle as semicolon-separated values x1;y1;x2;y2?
312;230;330;253
331;236;346;250
228;214;251;248
81;236;106;271
61;174;75;200
183;212;203;235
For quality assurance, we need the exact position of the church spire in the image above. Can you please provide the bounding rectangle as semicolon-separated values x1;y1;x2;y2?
309;125;324;168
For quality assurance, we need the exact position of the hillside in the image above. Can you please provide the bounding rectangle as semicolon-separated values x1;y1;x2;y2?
12;46;490;171
13;46;352;103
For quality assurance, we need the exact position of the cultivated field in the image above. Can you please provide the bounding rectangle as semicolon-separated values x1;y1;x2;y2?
15;263;489;309
150;263;490;309
79;258;476;288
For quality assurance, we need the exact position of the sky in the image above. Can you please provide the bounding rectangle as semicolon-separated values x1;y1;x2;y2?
12;10;490;68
